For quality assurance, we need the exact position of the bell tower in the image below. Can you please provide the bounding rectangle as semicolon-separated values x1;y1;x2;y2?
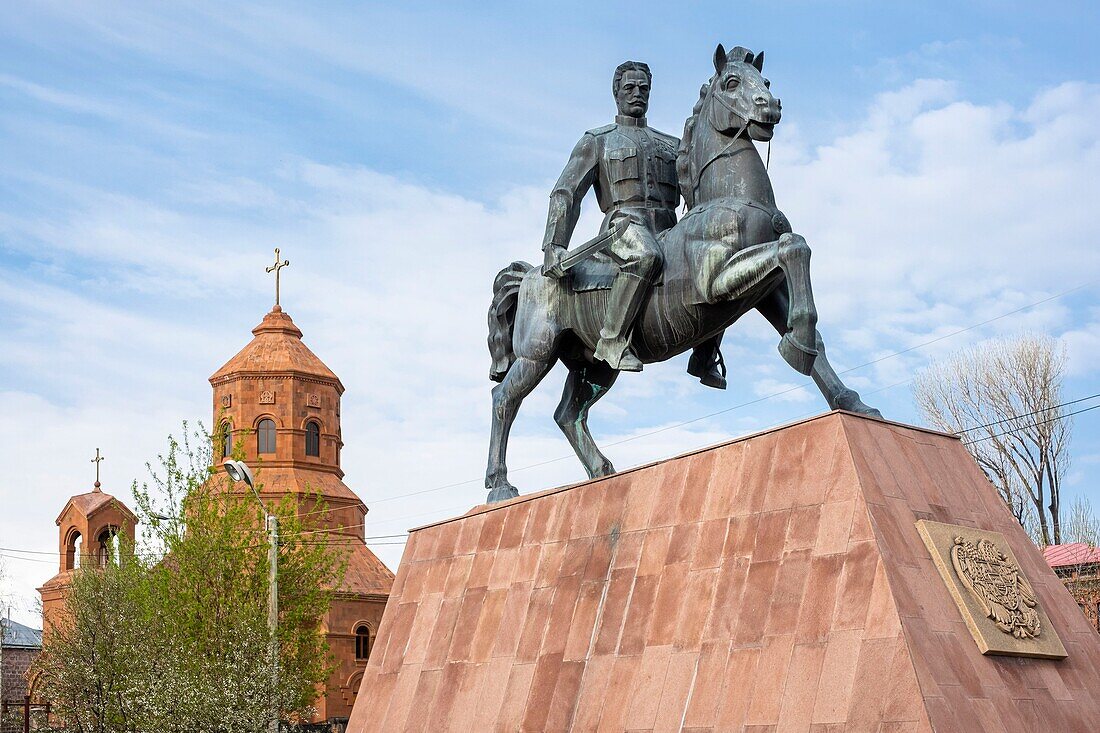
208;256;393;725
210;304;345;473
38;452;137;638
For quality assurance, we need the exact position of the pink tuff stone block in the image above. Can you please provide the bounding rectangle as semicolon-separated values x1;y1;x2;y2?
348;413;1100;733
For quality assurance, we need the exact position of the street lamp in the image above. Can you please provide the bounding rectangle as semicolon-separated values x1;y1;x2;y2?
224;459;279;733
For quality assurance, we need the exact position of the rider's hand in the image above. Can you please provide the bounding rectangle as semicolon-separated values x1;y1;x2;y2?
543;245;566;279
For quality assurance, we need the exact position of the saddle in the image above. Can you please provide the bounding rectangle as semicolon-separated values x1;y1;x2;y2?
566;238;667;292
568;251;621;292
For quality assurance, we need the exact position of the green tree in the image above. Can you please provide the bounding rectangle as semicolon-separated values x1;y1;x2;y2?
30;542;152;732
33;424;347;733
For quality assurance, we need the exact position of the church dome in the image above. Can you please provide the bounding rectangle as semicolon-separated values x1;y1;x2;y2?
209;306;343;390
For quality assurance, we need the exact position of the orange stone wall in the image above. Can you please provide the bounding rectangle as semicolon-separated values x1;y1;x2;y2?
348;411;1100;732
211;372;344;475
319;594;390;721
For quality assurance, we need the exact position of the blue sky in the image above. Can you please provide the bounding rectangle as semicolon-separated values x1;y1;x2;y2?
1;2;1099;625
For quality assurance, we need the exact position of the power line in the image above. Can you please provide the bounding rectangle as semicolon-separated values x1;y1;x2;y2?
5;398;1094;564
954;392;1100;434
0;530;410;560
964;403;1100;446
359;280;1095;507
0;552;55;565
8;286;1082;563
366;388;1100;538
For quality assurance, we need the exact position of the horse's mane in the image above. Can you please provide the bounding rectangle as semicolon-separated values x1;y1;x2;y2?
676;76;715;211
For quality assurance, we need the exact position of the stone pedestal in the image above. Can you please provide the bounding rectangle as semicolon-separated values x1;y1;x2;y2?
348;411;1100;731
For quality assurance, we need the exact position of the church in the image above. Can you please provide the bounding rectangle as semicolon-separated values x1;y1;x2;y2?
37;289;394;728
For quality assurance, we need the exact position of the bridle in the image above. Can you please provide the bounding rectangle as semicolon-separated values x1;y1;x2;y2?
689;81;775;202
689;85;750;203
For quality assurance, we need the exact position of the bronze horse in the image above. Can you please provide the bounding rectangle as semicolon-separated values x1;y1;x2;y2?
485;44;880;502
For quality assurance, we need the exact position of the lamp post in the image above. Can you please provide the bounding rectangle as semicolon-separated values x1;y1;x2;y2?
224;459;279;733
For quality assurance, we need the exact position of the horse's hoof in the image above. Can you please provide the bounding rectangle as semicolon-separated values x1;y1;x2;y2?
778;333;817;376
486;484;520;504
591;462;616;478
835;390;884;419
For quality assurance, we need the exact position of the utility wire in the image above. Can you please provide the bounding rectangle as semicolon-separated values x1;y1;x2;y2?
358;280;1095;507
953;392;1100;434
6;397;1094;562
363;389;1100;537
12;286;1084;564
964;403;1100;446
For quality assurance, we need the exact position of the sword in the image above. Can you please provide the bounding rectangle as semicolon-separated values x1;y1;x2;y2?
545;218;629;278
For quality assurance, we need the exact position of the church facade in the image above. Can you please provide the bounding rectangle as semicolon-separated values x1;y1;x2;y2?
208;303;394;724
38;301;393;727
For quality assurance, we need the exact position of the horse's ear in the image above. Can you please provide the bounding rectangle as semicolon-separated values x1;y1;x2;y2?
713;44;727;73
752;50;764;72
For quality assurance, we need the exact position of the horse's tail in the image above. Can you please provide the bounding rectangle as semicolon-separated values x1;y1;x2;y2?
488;261;533;382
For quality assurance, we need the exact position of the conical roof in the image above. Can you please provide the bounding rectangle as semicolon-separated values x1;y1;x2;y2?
209;306;343;390
54;483;137;526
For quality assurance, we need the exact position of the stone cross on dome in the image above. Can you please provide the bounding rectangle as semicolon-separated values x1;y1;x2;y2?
266;247;290;307
90;447;104;492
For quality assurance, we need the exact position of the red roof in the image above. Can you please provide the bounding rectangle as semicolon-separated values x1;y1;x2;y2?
340;544;395;596
55;488;138;526
209;306;343;390
1043;542;1100;568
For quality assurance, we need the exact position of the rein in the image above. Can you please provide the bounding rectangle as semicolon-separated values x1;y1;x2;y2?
690;85;776;199
691;121;748;203
689;85;750;203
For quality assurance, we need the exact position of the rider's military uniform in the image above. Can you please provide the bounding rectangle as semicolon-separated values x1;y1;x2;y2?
543;115;679;369
543;115;726;384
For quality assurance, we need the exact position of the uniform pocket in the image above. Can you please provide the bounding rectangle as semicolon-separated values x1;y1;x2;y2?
656;150;678;186
608;146;639;182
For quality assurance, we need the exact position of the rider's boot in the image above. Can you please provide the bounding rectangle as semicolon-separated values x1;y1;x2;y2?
687;335;727;390
594;273;648;372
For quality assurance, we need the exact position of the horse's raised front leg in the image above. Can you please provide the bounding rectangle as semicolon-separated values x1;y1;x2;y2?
555;360;619;479
756;287;882;418
775;233;819;375
485;357;556;503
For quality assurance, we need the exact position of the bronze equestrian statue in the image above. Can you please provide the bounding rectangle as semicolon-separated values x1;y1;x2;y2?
541;60;727;387
486;44;881;503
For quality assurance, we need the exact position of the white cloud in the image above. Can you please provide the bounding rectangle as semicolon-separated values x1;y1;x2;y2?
751;378;815;404
4;78;1100;624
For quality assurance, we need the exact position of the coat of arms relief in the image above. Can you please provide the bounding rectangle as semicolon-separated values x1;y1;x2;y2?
916;519;1067;659
950;535;1041;640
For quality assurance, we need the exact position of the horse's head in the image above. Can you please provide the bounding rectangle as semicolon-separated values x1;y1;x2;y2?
707;43;781;141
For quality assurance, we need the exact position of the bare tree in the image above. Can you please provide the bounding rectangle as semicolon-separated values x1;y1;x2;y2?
1064;495;1100;546
913;333;1072;546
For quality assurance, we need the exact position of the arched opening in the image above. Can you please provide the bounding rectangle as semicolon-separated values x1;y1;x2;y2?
257;418;276;454
97;528;119;567
305;421;321;457
221;421;233;458
347;670;364;700
355;624;372;661
65;530;82;571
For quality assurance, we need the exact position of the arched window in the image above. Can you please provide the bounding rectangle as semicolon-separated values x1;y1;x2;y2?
347;670;364;699
257;419;276;454
65;531;82;571
221;421;233;458
305;421;321;457
72;533;83;570
97;528;119;567
355;624;372;661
